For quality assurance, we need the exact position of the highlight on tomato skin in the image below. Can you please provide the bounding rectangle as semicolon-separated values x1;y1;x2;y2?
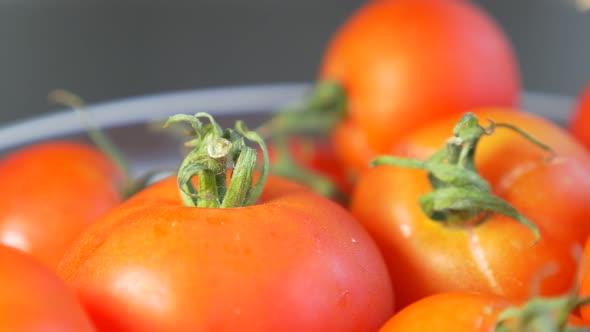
56;113;395;332
318;0;521;178
0;244;96;331
0;141;124;270
349;109;590;309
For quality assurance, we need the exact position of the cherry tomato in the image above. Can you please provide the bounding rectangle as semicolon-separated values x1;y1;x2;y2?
319;0;520;177
570;83;590;150
0;244;96;331
350;109;590;309
379;291;590;331
0;141;124;269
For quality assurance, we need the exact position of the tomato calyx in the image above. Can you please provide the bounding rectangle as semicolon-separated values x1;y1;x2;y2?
495;294;590;332
255;80;349;201
257;80;347;138
165;112;269;208
372;113;554;244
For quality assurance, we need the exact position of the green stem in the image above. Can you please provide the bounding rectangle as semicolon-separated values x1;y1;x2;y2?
250;80;349;201
495;295;590;331
256;80;347;139
48;89;132;180
371;112;552;244
166;114;269;208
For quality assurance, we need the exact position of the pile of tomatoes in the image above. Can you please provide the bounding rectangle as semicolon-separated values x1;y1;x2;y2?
2;0;590;331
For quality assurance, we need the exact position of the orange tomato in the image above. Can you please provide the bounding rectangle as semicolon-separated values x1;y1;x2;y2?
0;141;124;269
320;0;520;177
0;244;96;331
350;109;590;309
379;291;590;331
57;174;394;331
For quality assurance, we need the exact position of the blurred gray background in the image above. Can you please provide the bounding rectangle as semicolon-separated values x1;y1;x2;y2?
1;0;589;125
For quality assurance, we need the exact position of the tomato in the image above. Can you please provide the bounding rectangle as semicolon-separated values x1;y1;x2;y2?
57;113;393;332
392;109;590;248
570;83;590;150
319;0;520;177
0;141;124;269
379;291;590;331
0;244;96;331
350;110;590;309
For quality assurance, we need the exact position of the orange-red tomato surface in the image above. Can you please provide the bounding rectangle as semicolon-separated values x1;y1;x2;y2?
0;141;124;269
379;291;590;331
320;0;521;177
0;244;96;331
57;175;394;332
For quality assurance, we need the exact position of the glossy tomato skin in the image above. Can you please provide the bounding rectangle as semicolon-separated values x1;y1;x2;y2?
350;109;590;309
0;141;124;269
379;291;590;331
570;83;590;149
379;292;508;331
320;0;520;177
57;175;394;332
0;245;96;331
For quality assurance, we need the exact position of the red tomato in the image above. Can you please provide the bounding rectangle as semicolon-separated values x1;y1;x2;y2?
0;244;96;331
57;174;394;331
379;291;590;331
570;83;590;149
350;109;590;309
319;0;520;177
0;141;124;269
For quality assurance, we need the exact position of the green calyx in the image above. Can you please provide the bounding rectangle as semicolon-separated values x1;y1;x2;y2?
495;287;590;332
372;113;555;244
257;80;347;138
254;80;349;202
165;112;269;208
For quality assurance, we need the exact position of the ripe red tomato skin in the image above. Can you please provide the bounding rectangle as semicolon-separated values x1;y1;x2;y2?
319;0;520;176
57;175;394;332
350;109;590;309
0;141;124;269
0;244;96;331
570;83;590;149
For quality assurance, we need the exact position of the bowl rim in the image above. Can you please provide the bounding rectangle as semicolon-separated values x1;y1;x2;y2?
0;82;574;152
